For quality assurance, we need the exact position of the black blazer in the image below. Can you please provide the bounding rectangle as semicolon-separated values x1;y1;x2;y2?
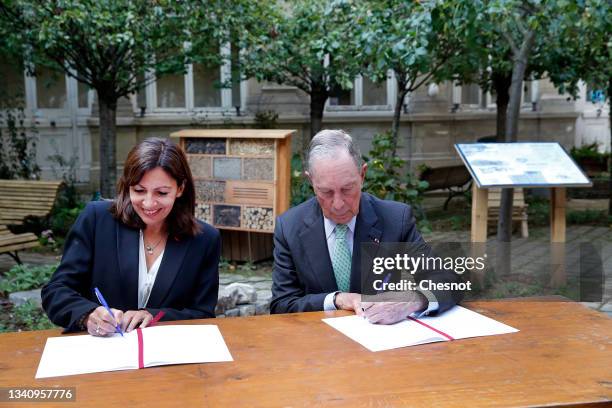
42;201;220;332
271;193;464;314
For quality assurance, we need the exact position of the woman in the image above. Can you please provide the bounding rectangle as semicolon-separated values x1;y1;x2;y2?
42;138;220;336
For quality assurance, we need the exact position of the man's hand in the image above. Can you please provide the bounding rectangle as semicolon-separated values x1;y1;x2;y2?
361;292;427;325
334;292;363;315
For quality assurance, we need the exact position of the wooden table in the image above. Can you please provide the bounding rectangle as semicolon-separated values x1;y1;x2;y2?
1;301;611;407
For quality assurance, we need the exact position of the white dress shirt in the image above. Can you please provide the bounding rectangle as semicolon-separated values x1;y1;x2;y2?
138;230;165;309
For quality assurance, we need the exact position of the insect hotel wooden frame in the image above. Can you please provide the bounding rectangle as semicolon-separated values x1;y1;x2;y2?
171;129;294;261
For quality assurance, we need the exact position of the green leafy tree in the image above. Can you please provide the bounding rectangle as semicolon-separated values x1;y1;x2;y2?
0;1;229;197
357;0;479;158
241;0;363;139
485;0;611;240
544;0;612;213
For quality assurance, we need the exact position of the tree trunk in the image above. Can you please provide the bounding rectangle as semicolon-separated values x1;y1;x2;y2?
492;70;511;142
498;29;536;244
309;88;328;140
505;30;536;142
98;96;118;198
391;78;408;158
491;71;513;278
493;72;522;244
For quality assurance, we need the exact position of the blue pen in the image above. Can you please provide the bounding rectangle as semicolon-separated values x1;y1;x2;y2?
94;287;124;336
378;272;391;294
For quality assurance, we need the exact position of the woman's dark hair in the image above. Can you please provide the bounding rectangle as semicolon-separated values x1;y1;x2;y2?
110;137;200;239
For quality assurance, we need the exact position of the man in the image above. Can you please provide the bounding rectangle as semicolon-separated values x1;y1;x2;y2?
271;129;463;324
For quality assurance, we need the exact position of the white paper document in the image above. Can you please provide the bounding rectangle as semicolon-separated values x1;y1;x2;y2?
36;325;233;378
322;306;519;352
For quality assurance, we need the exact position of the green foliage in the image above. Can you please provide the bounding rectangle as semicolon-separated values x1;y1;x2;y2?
242;0;362;93
363;131;428;204
0;93;40;180
0;0;248;195
526;195;550;227
571;143;609;164
449;215;469;231
356;0;479;154
253;110;279;129
359;0;477;87
290;153;314;206
545;0;611;100
49;204;85;238
218;257;232;271
240;0;363;136
527;195;610;227
0;301;56;332
0;263;58;296
567;209;608;225
0;1;192;98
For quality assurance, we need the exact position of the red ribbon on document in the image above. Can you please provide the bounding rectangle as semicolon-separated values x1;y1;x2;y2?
136;327;145;369
136;311;165;369
149;311;165;327
408;316;455;341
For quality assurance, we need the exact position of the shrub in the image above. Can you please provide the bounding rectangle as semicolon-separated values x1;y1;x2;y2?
0;93;40;180
290;153;314;206
570;143;609;163
0;263;58;296
363;131;429;216
526;195;550;227
567;209;607;225
0;301;56;332
11;301;56;331
49;204;85;237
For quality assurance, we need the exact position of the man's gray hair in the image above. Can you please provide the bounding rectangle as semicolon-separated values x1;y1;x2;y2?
306;129;362;174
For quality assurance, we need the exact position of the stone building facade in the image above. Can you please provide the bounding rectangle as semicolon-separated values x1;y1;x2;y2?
1;58;609;191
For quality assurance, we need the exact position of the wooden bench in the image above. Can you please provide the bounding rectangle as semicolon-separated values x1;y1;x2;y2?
0;179;63;264
420;165;472;209
0;225;39;264
487;188;529;238
0;180;63;226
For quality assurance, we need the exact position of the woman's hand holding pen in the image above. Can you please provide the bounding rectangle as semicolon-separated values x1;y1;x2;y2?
121;310;154;332
86;306;124;337
87;308;155;336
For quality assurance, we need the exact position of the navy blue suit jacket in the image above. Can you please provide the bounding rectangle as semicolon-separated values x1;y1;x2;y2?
42;201;220;332
271;193;463;314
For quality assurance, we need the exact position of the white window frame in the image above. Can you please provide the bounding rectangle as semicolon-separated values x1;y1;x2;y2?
326;71;394;112
27;67;71;116
521;79;539;109
453;82;487;110
452;80;539;111
68;71;94;115
147;42;245;115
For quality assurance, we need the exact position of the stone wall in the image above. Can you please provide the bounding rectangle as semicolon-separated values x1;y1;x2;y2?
20;77;607;192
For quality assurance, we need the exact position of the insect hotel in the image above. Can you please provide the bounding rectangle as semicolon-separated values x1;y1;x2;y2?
171;129;294;261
